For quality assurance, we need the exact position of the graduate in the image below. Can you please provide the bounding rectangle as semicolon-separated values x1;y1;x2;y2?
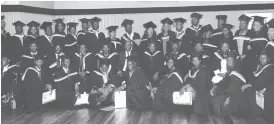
47;44;65;71
185;13;203;46
64;22;78;56
53;56;79;108
71;44;96;93
77;18;89;48
52;18;66;47
192;42;211;68
241;50;274;123
95;42;118;73
106;26;123;53
152;57;184;111
21;56;52;112
2;15;11;58
245;16;268;81
140;41;165;87
89;59;122;106
201;24;218;57
266;19;274;64
86;16;106;53
211;15;229;45
120;19;140;52
214;23;234;48
157;17;176;54
179;52;211;122
139;21;161;56
23;21;40;53
10;21;25;62
124;56;151;109
38;22;54;57
21;42;43;73
1;56;20;108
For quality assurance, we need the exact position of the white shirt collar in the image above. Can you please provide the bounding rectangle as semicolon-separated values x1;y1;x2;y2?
63;67;69;73
175;29;184;34
30;52;38;56
126;32;134;40
35;66;41;72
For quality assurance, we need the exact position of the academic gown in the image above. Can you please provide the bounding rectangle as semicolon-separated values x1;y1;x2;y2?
1;65;20;95
165;52;191;76
22;67;51;112
77;30;88;47
106;37;123;53
210;50;240;72
138;38;161;57
184;66;211;114
117;51;138;73
37;35;54;57
202;42;218;57
125;67;151;109
265;41;274;64
152;69;184;111
1;31;11;57
71;52;97;93
178;36;193;56
10;34;25;62
95;52;118;73
185;25;203;46
23;35;38;53
64;34;78;56
52;32;66;47
231;30;252;55
157;31;176;54
53;67;79;108
140;51;165;87
85;30;106;53
47;52;65;72
121;32;140;52
20;52;43;73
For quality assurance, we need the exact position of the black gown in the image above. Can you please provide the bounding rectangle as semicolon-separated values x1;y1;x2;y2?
10;34;25;62
20;52;43;73
265;41;274;64
37;35;54;57
1;31;11;57
121;32;140;52
157;31;176;54
85;30;106;53
106;37;123;53
95;52;118;73
52;33;66;47
64;34;78;56
184;25;203;46
138;38;161;57
77;30;88;46
23;35;38;53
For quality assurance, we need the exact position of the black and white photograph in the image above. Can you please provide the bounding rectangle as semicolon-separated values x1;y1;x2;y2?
1;0;274;124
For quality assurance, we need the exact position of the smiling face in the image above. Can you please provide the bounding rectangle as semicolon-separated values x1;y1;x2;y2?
69;27;76;35
55;45;62;54
35;59;44;68
29;26;37;36
125;41;132;51
162;23;170;32
109;30;116;38
15;26;23;34
57;23;64;32
259;54;268;66
252;21;263;32
167;59;175;70
171;43;179;52
82;22;88;31
63;58;70;68
192;57;201;68
125;24;132;34
148;43;156;53
45;27;52;36
100;64;109;73
239;20;248;30
92;21;99;30
268;28;274;41
221;42;230;53
191;17;199;26
102;45;110;54
175;21;184;31
79;44;87;54
127;60;136;72
194;42;203;52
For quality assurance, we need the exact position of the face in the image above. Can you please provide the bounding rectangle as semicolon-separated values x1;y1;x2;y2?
55;45;62;54
268;28;274;40
127;61;136;71
149;43;156;53
79;45;87;54
217;19;225;29
15;26;23;34
227;57;235;69
147;28;154;38
252;21;263;32
30;43;38;52
162;23;170;32
125;41;132;51
222;28;230;36
57;23;64;32
63;58;70;68
191;17;199;26
175;22;183;31
125;24;132;34
221;43;229;53
100;64;109;73
259;54;268;65
30;26;37;36
102;45;110;54
203;31;212;39
35;59;44;68
171;43;179;52
167;59;174;70
70;27;76;34
1;20;6;29
45;27;52;36
92;21;99;30
82;23;88;31
109;31;116;38
2;57;9;66
239;20;248;30
192;57;201;68
195;43;203;52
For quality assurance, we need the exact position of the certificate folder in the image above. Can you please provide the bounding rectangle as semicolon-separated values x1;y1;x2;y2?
42;89;56;104
173;92;192;105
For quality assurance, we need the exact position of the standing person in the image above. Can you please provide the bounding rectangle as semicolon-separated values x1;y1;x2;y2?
139;21;160;56
140;41;165;87
1;15;11;58
157;17;176;55
38;22;54;57
21;56;52;112
201;24;218;57
266;19;274;64
53;56;79;108
211;15;229;45
121;19;140;52
214;24;234;48
24;21;40;53
185;13;203;46
245;16;268;81
86;16;106;53
77;18;89;48
10;21;25;62
64;22;78;56
52;18;66;47
106;26;123;53
192;42;212;68
173;17;191;55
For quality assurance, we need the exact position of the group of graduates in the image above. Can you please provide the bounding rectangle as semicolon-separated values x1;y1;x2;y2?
1;12;274;123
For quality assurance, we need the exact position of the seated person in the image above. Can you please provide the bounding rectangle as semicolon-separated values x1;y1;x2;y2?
192;42;212;67
47;44;65;70
21;42;43;73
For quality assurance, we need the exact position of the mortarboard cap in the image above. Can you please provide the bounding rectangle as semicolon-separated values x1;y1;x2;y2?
143;21;157;29
106;25;119;32
12;21;25;27
191;13;203;19
79;18;90;23
1;15;4;20
173;17;187;23
67;22;78;28
40;22;52;30
53;18;64;23
238;14;252;22
202;24;214;33
27;21;40;27
90;16;101;22
216;15;227;20
267;19;274;28
222;23;234;30
252;16;266;24
121;19;134;27
161;17;173;25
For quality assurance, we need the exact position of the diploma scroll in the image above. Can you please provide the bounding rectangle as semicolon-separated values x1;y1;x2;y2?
114;91;126;109
42;89;56;104
173;92;192;105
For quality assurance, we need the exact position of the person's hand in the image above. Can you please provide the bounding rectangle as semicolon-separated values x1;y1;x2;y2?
224;97;230;106
241;84;252;92
247;45;251;50
46;84;52;91
79;71;86;78
153;72;159;81
217;73;226;78
76;92;81;98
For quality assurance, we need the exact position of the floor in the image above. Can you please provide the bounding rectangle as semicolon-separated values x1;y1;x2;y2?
1;105;268;124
